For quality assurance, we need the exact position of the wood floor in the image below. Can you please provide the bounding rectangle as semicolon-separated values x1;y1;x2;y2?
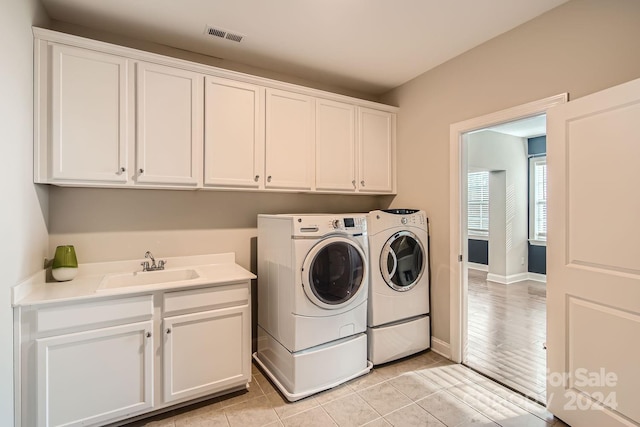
466;269;547;403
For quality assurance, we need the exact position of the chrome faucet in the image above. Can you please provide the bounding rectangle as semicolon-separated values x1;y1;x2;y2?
141;251;166;271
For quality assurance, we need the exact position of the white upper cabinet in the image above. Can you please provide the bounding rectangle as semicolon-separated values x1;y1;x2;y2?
204;76;263;189
315;99;357;192
265;88;315;190
45;44;130;184
34;29;397;194
136;62;203;187
358;107;396;193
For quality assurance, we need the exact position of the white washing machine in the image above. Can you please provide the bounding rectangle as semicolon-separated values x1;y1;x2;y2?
367;209;430;365
253;213;372;401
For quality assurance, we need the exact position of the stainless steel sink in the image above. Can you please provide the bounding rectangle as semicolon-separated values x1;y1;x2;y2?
98;268;200;291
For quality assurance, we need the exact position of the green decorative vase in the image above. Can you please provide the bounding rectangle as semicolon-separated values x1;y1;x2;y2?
52;245;78;282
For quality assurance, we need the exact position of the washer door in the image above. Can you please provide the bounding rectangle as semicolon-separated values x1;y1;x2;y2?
380;231;425;291
302;236;367;309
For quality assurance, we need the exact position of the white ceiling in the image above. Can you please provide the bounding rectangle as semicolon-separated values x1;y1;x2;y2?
40;0;569;95
486;115;547;138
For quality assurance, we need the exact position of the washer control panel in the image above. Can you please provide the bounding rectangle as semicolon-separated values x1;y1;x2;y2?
295;215;367;235
331;216;366;230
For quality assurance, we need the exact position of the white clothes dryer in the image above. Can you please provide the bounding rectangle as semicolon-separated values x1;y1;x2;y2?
254;213;371;401
367;209;430;365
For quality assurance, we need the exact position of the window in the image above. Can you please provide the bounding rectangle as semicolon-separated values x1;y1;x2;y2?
468;171;489;237
530;156;547;242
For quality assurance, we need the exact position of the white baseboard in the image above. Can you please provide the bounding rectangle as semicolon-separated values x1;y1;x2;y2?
430;337;451;359
527;272;547;283
467;262;488;272
486;272;547;284
486;272;527;284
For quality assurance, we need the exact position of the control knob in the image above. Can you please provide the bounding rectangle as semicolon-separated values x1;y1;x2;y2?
401;217;408;225
332;219;341;229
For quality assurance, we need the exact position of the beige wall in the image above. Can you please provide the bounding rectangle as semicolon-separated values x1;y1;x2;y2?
1;0;50;424
381;0;640;345
48;187;389;271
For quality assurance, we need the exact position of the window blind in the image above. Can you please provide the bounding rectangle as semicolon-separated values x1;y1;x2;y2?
468;171;489;235
533;159;547;239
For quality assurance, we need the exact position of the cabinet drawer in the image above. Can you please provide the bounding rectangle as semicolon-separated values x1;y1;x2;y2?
36;295;153;334
164;283;249;315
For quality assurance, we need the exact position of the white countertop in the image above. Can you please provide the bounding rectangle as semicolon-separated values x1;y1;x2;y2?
13;253;256;307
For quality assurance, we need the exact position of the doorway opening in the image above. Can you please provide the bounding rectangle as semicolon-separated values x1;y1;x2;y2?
448;94;567;405
465;116;547;403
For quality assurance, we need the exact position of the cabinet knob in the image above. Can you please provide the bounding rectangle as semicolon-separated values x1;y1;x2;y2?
254;175;260;182
352;180;356;188
361;180;365;187
146;332;151;338
118;167;126;174
139;168;144;174
166;328;171;334
267;175;272;183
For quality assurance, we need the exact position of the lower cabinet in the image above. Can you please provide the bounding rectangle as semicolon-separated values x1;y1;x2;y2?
36;321;154;427
163;304;250;403
18;282;251;427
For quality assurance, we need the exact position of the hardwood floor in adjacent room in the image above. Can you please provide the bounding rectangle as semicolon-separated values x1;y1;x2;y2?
466;269;547;403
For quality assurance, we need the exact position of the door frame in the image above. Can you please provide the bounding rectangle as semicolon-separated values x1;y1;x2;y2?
449;93;567;363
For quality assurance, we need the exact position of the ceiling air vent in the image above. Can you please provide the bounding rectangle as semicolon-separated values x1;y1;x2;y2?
204;25;244;43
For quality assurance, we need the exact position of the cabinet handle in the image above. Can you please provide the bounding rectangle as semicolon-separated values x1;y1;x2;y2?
361;180;365;187
166;328;171;334
352;180;356;188
267;175;272;183
139;168;144;174
146;332;151;338
118;167;126;174
254;175;260;182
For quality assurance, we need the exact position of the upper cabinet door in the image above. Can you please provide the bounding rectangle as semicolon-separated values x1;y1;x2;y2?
204;77;263;189
136;62;202;187
358;107;395;193
50;45;129;183
265;88;314;190
315;99;356;192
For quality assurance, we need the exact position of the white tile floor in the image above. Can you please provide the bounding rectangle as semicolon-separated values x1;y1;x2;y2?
123;351;570;427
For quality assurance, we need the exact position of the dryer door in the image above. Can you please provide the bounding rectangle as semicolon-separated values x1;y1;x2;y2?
380;231;426;291
302;236;367;309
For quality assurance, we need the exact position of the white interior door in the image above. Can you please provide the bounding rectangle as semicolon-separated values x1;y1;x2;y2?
546;77;640;426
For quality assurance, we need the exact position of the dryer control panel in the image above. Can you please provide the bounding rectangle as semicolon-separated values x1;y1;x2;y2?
399;213;426;227
367;209;429;235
